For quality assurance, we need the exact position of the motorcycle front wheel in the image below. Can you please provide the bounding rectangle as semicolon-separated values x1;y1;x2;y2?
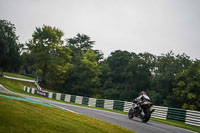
128;108;134;119
141;109;151;122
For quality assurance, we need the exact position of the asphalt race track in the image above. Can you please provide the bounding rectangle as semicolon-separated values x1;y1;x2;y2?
0;85;196;133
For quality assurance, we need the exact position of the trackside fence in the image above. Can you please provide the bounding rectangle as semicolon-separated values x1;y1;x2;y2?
24;86;200;127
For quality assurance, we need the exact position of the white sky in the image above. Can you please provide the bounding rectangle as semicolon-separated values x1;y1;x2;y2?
0;0;200;59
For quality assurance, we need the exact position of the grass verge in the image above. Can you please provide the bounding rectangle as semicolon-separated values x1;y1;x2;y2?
0;94;135;133
3;72;35;80
0;92;21;97
0;77;36;94
3;72;58;93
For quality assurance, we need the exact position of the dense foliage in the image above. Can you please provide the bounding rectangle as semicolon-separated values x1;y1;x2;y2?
0;19;22;72
24;25;72;89
1;19;200;110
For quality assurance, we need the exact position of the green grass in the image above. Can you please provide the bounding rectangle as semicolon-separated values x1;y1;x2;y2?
0;77;36;94
0;76;199;133
3;72;58;93
0;92;21;97
0;94;135;133
3;72;35;80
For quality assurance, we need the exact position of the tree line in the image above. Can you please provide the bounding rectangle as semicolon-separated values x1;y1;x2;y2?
1;19;200;111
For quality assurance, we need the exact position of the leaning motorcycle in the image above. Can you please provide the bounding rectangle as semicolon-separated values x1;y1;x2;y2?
128;98;155;122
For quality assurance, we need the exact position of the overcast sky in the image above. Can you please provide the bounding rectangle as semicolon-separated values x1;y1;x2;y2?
0;0;200;59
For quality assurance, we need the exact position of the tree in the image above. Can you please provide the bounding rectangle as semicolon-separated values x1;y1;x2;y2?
100;50;133;100
0;19;21;72
66;33;97;65
64;50;101;96
64;34;101;97
66;33;95;51
45;46;72;89
173;61;200;110
123;53;152;101
138;52;156;74
106;50;132;85
149;51;192;106
26;25;72;88
20;52;35;75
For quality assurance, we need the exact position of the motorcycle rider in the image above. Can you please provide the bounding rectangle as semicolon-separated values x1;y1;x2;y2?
132;91;150;113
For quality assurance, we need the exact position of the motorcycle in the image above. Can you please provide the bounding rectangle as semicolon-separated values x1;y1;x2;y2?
128;98;155;122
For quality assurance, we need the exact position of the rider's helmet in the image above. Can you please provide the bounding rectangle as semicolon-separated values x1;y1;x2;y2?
140;91;147;96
